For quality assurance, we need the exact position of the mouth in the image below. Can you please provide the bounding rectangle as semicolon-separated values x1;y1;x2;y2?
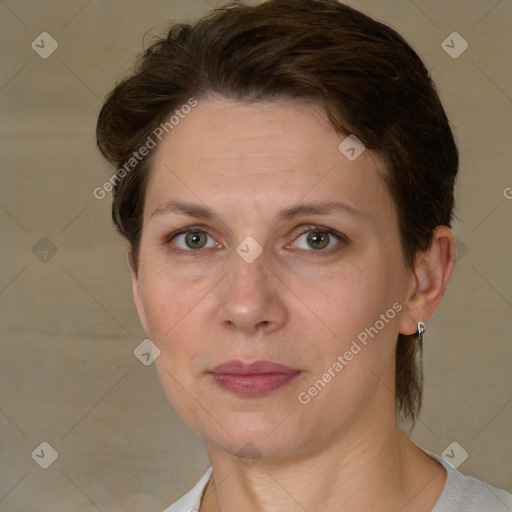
208;360;302;396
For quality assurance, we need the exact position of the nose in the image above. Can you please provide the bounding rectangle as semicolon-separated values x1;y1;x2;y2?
215;249;287;336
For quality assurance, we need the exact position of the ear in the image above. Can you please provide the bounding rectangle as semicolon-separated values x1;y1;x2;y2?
398;226;457;336
127;250;149;334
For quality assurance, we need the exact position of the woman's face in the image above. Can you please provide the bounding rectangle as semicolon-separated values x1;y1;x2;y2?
131;98;416;459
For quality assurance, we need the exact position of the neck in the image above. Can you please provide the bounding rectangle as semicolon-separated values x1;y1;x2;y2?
200;422;446;512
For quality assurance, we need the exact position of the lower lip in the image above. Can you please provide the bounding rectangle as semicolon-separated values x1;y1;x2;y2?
211;372;301;396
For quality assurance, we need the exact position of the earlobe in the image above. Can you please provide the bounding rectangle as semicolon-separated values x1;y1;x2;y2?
127;250;149;334
398;226;457;336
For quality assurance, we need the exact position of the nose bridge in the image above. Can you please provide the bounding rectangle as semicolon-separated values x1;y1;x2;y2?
228;243;271;299
216;242;285;333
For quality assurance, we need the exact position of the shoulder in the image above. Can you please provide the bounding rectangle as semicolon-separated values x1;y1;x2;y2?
428;452;512;512
162;468;213;512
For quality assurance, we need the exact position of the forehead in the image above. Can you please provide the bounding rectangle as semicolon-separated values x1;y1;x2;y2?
156;99;339;171
145;98;393;222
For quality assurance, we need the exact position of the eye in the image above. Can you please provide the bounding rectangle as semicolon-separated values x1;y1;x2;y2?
290;226;345;252
164;225;346;254
167;228;220;252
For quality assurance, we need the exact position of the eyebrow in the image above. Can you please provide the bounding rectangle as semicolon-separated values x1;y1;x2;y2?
150;200;367;222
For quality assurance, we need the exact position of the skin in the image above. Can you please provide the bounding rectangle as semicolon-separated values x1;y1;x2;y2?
129;98;456;511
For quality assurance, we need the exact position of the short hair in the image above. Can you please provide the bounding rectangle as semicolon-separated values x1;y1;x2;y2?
96;0;459;425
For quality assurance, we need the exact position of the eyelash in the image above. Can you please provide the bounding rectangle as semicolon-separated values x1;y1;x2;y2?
163;224;347;256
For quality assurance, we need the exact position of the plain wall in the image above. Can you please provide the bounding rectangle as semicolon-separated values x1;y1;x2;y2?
0;0;511;510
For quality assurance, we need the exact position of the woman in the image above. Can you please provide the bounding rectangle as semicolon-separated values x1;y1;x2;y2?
96;1;512;510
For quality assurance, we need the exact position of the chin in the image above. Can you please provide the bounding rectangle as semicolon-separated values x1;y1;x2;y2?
209;433;301;462
200;411;308;461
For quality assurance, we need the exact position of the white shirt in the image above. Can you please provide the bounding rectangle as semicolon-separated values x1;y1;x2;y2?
163;451;512;511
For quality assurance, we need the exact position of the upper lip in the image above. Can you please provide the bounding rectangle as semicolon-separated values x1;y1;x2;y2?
210;360;300;375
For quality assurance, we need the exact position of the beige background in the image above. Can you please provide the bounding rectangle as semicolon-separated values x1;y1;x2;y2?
0;0;511;510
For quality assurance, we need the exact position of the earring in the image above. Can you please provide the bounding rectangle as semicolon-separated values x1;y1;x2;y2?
417;321;425;344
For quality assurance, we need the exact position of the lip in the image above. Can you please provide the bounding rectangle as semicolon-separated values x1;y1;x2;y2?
211;360;299;375
209;360;301;396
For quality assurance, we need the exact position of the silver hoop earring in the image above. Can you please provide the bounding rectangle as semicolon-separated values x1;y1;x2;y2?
417;321;425;344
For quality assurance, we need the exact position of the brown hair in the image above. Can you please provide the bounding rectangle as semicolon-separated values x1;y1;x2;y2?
96;0;458;424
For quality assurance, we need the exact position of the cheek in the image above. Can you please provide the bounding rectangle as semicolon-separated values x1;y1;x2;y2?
138;251;205;326
137;263;217;380
138;271;187;345
305;262;398;337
